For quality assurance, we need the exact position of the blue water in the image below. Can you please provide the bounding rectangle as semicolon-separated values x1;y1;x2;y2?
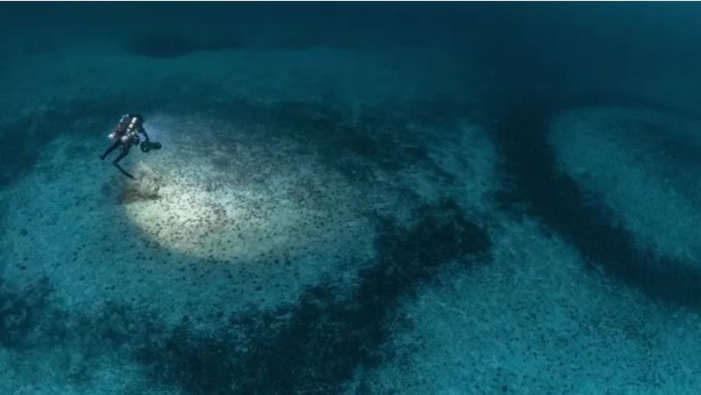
2;3;701;394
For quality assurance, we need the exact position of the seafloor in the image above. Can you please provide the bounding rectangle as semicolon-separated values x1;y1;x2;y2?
1;3;701;394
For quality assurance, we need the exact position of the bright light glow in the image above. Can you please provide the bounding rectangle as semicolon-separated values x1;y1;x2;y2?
123;114;371;264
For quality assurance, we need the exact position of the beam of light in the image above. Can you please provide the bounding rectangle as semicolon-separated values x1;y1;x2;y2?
122;114;371;265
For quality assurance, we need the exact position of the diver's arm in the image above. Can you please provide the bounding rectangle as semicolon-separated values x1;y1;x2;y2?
140;127;150;142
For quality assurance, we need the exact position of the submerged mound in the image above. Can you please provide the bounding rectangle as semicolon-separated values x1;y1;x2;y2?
0;111;378;327
490;98;701;308
551;107;701;267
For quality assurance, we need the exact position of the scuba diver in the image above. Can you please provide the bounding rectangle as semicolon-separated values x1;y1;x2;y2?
99;113;161;179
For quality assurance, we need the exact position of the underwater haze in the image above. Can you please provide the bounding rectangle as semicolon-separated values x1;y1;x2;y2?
2;2;701;394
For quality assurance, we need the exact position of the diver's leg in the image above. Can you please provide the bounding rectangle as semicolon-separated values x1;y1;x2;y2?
112;144;135;179
113;144;130;164
100;140;120;160
113;163;135;179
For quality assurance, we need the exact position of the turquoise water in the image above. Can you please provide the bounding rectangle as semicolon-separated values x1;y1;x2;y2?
2;3;701;394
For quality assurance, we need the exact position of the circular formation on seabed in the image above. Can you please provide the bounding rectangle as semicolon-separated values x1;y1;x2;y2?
2;14;701;394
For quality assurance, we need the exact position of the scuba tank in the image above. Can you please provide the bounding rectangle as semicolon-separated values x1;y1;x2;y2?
109;114;133;141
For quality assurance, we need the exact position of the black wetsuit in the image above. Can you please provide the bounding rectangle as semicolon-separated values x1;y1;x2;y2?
100;115;149;179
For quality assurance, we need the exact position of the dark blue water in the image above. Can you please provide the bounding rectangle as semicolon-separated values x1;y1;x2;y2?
2;3;701;394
